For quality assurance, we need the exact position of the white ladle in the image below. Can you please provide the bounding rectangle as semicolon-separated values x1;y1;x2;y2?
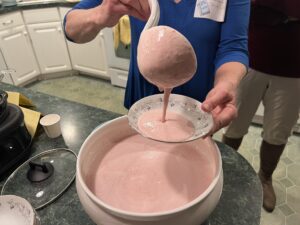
143;0;160;31
132;0;201;142
138;0;197;89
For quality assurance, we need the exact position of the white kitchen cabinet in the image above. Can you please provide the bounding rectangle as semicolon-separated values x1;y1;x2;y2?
0;22;40;85
22;8;71;75
27;22;72;74
65;32;109;79
0;12;39;86
59;7;109;79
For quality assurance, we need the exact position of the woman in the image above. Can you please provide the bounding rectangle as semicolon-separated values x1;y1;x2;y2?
64;0;250;134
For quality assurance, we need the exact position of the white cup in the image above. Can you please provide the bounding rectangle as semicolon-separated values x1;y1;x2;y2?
39;114;61;138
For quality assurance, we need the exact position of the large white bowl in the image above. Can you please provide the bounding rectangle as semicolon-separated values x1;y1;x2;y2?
76;116;223;225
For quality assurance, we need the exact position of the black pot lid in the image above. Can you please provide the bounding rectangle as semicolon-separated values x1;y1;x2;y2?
1;148;77;210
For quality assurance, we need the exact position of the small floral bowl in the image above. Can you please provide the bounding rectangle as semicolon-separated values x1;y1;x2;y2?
0;195;40;225
128;94;214;143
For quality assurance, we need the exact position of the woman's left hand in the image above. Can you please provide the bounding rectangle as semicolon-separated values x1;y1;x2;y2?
201;81;238;135
200;62;247;136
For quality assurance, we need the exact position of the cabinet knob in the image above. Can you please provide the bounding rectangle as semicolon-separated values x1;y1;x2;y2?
2;20;14;26
23;31;28;36
57;27;62;32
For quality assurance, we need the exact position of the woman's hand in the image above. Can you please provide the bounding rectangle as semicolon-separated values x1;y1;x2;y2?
202;81;237;135
66;0;150;43
201;62;247;135
100;0;150;27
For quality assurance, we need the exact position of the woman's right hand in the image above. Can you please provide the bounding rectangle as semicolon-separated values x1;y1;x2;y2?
99;0;150;27
65;0;150;43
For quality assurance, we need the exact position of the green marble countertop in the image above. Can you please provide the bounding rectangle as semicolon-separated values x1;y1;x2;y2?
0;82;262;225
0;0;78;14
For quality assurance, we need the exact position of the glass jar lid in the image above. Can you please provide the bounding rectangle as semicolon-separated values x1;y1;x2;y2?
1;148;77;210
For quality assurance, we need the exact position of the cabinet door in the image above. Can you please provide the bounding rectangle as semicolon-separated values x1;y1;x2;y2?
0;25;40;86
67;33;109;79
27;22;71;74
59;7;109;79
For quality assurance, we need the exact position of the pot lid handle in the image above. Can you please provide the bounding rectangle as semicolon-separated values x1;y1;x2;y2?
27;161;54;183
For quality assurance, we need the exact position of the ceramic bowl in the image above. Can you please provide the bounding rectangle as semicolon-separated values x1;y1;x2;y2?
128;94;213;142
0;195;40;225
76;116;223;225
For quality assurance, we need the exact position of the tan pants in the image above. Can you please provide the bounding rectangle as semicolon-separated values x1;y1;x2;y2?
225;69;300;145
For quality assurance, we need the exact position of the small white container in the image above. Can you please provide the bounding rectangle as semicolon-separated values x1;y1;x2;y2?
39;114;61;138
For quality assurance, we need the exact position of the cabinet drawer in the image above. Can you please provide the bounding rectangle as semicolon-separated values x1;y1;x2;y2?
23;8;60;24
0;11;24;30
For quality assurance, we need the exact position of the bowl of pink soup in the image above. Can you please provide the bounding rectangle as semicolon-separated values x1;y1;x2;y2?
128;94;214;143
76;116;223;225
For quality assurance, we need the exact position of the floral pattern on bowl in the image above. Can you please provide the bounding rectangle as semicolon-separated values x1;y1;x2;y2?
0;195;37;225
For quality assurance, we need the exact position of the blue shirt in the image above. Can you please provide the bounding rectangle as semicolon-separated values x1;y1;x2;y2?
66;0;250;109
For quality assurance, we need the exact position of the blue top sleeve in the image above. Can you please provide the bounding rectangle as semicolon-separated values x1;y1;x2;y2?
63;0;102;41
72;0;102;9
214;0;250;72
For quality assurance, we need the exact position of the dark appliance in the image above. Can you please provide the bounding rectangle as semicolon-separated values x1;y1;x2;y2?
0;90;32;180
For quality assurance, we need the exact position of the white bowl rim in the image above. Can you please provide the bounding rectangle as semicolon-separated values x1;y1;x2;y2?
77;115;222;219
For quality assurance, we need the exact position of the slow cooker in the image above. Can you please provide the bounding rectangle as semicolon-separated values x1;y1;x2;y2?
0;90;32;180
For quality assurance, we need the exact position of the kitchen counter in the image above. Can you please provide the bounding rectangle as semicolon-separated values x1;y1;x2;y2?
0;82;263;225
0;0;78;14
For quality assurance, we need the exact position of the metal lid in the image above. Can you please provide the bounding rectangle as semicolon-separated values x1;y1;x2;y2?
1;148;77;210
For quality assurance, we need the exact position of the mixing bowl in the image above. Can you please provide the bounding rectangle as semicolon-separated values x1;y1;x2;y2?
76;116;223;225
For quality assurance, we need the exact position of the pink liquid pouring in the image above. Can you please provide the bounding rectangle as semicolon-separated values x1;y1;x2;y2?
162;88;172;122
92;134;216;213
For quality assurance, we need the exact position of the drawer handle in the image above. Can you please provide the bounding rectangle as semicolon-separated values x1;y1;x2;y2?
2;20;14;25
